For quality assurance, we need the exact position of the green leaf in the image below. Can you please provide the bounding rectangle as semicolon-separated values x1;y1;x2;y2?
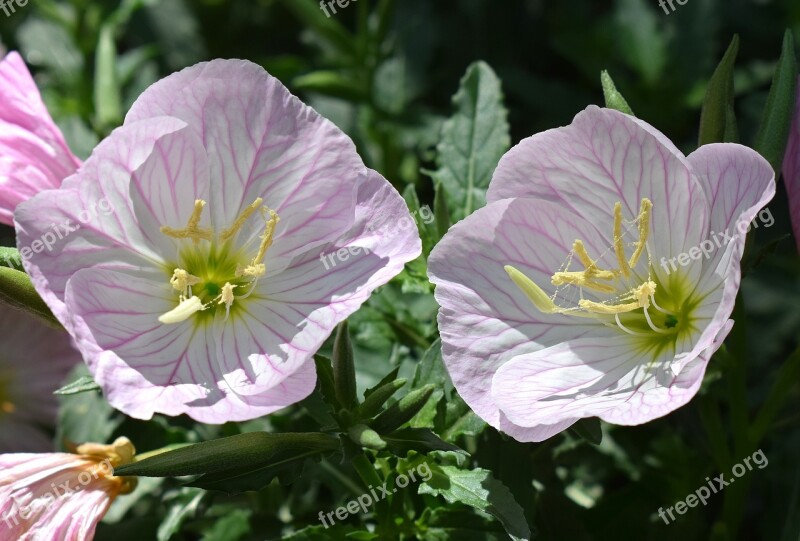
280;524;363;540
419;465;531;541
348;424;387;450
292;71;368;102
614;0;667;85
410;339;447;428
56;366;120;450
359;378;407;419
314;354;341;412
333;321;359;410
600;70;634;115
699;35;740;146
754;30;798;175
157;488;205;541
383;428;464;456
54;376;100;396
0;247;24;271
370;385;435;434
433;62;510;222
419;508;508;541
200;509;251;541
0;266;61;328
279;0;356;58
94;24;123;130
433;179;452;241
568;417;603;445
115;432;341;494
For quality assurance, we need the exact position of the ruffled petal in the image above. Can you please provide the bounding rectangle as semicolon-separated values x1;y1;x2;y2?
492;331;721;428
0;52;80;225
124;59;363;270
428;198;615;438
487;106;710;286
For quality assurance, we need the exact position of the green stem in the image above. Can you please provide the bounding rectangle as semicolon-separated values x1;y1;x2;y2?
351;453;392;534
133;443;193;463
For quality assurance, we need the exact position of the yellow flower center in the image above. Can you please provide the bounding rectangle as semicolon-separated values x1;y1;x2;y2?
158;198;279;325
506;198;684;337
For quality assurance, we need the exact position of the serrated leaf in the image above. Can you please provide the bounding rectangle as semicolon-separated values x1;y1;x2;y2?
54;375;100;396
434;62;510;222
419;465;531;541
157;488;205;541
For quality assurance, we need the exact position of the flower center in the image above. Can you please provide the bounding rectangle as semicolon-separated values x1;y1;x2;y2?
75;436;138;494
506;199;689;339
158;198;279;325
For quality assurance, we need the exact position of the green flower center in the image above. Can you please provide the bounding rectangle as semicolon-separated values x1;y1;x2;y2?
158;198;279;325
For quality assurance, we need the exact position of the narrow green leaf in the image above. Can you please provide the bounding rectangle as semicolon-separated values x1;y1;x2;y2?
157;488;205;541
0;266;61;328
94;24;122;130
600;70;634;115
360;378;406;419
434;62;510;222
433;180;452;241
383;428;464;457
333;321;358;410
370;385;435;434
292;71;368;102
755;30;798;175
0;247;24;271
279;0;356;58
419;465;531;541
54;376;100;396
699;35;740;146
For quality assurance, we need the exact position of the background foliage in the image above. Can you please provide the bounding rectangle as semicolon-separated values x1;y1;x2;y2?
1;0;799;539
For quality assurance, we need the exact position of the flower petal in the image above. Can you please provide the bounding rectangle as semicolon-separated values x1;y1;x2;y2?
428;198;614;439
124;59;363;268
0;52;80;225
486;106;710;286
492;330;723;428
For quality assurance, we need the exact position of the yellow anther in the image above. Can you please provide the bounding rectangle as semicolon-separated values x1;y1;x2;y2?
237;207;280;278
578;298;640;314
160;200;213;243
551;271;617;293
614;202;631;278
628;198;652;269
221;198;264;241
573;240;598;272
169;268;201;297
218;282;236;308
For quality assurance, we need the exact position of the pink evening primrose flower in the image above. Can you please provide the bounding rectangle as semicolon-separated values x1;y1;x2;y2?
0;307;80;453
14;59;421;423
783;77;800;251
0;52;81;226
428;106;775;442
0;437;137;541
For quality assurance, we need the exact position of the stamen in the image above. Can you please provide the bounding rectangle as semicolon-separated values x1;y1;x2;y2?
650;294;676;316
238;207;280;278
628;198;652;269
551;271;617;293
578;298;640;314
169;269;201;298
221;198;263;241
159;296;205;324
160;200;213;243
573;240;598;272
216;282;237;320
643;305;670;334
613;202;631;278
614;313;650;336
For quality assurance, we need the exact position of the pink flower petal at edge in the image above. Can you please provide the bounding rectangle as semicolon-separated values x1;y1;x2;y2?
0;453;119;541
783;77;800;252
0;52;80;225
0;308;79;453
16;59;421;422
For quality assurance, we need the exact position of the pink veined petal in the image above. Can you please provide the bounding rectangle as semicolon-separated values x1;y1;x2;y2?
0;52;80;225
428;198;617;440
784;77;800;252
486;105;710;288
216;168;421;408
14;117;195;330
491;328;728;428
124;59;363;271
